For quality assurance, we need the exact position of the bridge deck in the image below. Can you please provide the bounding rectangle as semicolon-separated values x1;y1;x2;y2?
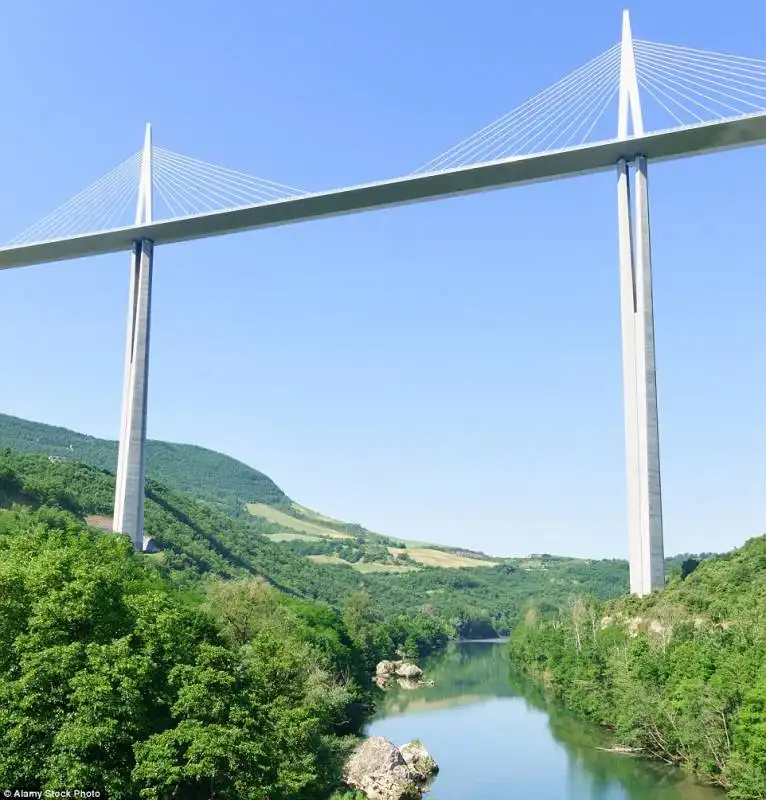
2;112;765;270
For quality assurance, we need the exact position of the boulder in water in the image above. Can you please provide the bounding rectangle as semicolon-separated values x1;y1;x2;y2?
395;662;423;680
399;740;439;781
343;736;421;800
376;660;400;678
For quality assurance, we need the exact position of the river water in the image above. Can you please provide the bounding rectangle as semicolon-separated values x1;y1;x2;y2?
367;640;726;800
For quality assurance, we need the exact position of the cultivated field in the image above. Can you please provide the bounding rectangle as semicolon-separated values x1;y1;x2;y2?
307;554;418;573
266;532;324;543
246;503;353;539
307;554;353;566
388;546;497;568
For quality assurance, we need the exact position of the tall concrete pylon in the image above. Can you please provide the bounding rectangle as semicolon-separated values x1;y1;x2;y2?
616;11;665;595
113;124;155;550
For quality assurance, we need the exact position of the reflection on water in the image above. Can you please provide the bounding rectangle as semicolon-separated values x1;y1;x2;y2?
367;641;725;800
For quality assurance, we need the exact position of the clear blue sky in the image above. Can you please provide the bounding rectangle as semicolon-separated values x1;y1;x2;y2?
0;0;762;559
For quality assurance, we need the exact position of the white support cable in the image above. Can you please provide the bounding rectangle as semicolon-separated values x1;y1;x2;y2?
637;76;687;125
154;147;306;196
524;49;620;150
637;60;750;118
417;45;619;170
153;150;283;207
442;46;620;167
634;38;766;72
151;153;303;220
154;155;271;215
436;44;620;167
634;41;766;89
152;173;184;218
413;43;620;173
636;65;718;120
454;47;621;165
40;156;138;239
636;43;766;87
73;162;140;235
86;160;142;232
496;61;614;158
579;84;621;143
153;161;221;216
522;52;622;153
15;159;137;243
34;155;135;236
155;156;299;205
489;48;621;159
154;155;244;214
150;148;307;219
639;71;708;122
159;149;305;196
561;75;620;147
99;189;136;232
11;151;142;243
637;71;707;123
155;152;285;201
153;155;217;215
91;171;139;232
21;153;140;241
634;48;766;111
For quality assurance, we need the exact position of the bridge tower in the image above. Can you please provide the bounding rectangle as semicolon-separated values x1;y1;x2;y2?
615;10;665;595
113;123;155;550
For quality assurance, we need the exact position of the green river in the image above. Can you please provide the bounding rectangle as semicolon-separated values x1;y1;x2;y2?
367;640;726;800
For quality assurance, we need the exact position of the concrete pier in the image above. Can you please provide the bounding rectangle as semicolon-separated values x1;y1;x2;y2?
616;156;665;595
114;124;154;551
113;239;154;549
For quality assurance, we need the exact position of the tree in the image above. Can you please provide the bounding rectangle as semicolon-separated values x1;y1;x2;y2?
681;558;700;580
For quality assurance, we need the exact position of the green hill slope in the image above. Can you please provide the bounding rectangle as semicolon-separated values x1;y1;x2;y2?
0;412;288;511
0;412;522;570
0;412;463;561
508;534;766;797
0;447;360;602
0;446;638;636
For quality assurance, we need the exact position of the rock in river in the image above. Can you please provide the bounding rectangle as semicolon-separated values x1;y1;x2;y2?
376;660;400;678
375;660;424;688
343;736;435;800
399;740;439;781
395;662;423;680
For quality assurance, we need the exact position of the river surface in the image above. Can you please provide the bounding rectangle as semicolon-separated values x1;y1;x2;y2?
367;641;726;800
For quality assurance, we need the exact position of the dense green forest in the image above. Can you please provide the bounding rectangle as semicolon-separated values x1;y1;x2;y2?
0;503;375;798
508;535;766;798
0;463;455;796
0;447;639;638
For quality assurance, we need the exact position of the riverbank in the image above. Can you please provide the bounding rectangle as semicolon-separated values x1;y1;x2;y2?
367;640;725;799
506;537;766;800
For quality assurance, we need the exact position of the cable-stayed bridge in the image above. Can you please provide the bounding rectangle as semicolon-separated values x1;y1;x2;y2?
3;11;764;595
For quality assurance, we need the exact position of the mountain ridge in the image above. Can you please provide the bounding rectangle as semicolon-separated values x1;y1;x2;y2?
0;411;712;578
0;411;491;560
0;411;287;510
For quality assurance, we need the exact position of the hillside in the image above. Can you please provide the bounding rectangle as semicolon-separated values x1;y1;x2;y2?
0;446;641;636
508;534;766;797
0;412;288;511
0;412;711;583
0;412;502;570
